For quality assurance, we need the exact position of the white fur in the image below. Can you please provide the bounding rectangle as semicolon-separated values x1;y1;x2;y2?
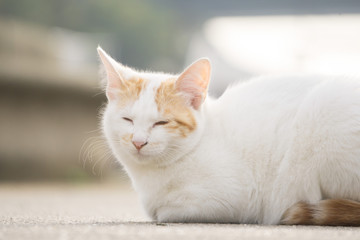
103;72;360;224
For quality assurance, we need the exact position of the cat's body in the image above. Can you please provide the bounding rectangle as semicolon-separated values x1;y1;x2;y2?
98;46;360;225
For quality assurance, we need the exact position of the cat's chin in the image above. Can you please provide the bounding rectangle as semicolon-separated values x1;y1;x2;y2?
128;149;164;163
131;147;164;157
130;153;162;166
133;150;154;158
125;148;180;167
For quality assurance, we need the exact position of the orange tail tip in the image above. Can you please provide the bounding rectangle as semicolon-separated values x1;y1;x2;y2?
281;199;360;226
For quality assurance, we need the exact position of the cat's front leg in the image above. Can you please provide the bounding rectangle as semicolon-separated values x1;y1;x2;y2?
152;199;240;223
154;205;206;223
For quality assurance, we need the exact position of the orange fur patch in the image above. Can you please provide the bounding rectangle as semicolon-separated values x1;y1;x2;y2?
116;77;147;107
121;133;133;143
281;199;360;226
155;79;197;137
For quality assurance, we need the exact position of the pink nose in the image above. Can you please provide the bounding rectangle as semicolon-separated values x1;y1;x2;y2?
132;141;148;150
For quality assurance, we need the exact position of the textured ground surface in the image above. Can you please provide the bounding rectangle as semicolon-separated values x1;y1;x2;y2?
0;183;359;240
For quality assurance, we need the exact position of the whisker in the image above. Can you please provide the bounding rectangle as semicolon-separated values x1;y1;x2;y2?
79;132;116;177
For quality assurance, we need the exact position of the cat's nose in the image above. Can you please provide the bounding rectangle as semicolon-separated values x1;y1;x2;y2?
132;141;148;150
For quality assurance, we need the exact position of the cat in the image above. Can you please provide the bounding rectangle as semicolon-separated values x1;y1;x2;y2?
97;46;360;226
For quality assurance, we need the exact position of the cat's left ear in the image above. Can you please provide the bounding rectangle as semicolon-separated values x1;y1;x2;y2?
97;46;126;101
176;58;211;110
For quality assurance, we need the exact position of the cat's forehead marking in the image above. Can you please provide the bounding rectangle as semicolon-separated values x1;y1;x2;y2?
155;78;197;137
129;79;161;121
116;77;148;107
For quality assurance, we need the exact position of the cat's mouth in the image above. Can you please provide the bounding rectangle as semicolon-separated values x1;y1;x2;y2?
135;149;145;156
129;143;165;158
130;149;158;163
131;147;152;157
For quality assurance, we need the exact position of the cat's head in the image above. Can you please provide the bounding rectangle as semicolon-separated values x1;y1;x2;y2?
97;46;211;167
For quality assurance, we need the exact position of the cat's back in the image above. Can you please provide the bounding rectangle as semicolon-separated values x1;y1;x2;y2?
214;74;360;124
206;74;360;172
216;75;326;112
211;75;325;136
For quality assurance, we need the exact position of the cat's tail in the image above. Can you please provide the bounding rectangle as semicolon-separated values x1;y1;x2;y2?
280;199;360;226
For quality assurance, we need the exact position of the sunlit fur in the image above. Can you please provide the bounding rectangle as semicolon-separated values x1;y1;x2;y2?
98;47;360;225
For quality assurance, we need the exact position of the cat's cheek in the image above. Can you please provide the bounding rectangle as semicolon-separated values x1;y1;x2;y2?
119;133;132;147
108;122;135;151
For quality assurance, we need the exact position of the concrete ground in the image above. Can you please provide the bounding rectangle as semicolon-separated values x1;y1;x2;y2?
0;183;359;240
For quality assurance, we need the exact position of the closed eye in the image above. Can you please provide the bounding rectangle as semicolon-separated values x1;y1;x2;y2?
122;117;133;123
153;121;169;127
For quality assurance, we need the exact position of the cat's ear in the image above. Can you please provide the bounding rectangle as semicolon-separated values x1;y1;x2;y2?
97;46;125;101
176;58;211;110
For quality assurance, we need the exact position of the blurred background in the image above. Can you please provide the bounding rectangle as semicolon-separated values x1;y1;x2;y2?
1;0;360;183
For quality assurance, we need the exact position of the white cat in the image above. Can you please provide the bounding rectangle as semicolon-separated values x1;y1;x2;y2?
97;46;360;226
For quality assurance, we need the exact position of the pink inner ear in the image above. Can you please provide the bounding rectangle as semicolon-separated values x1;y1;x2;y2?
97;47;125;101
176;59;211;110
104;71;124;101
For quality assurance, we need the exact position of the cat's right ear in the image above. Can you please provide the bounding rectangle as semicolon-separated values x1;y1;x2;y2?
97;46;125;101
176;58;211;110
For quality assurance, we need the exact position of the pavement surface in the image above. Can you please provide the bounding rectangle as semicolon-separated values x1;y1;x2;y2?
0;182;359;240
